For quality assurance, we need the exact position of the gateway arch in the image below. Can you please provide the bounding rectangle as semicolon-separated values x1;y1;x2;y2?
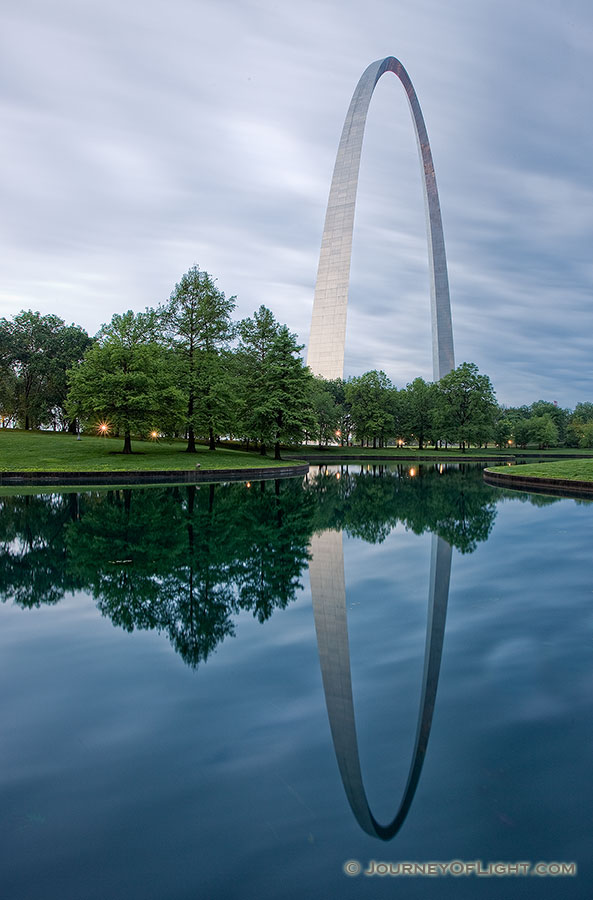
309;528;451;840
307;56;455;381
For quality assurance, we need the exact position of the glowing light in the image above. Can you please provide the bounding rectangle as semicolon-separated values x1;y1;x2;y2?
150;430;159;439
335;429;341;437
97;421;111;436
336;472;341;480
245;482;251;488
397;438;403;447
507;439;513;446
439;464;444;474
409;467;417;477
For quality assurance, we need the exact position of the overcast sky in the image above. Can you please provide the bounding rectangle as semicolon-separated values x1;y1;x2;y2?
1;0;592;406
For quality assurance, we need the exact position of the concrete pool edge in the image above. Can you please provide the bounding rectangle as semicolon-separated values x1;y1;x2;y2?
0;462;310;486
483;468;593;499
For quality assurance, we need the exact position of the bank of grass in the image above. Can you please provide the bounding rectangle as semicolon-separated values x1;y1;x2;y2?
293;445;593;458
0;429;298;472
487;459;593;482
292;446;499;458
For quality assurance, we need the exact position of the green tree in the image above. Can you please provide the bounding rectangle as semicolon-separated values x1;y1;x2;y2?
529;400;568;444
529;414;559;449
67;310;183;453
322;378;352;446
566;404;593;448
435;362;497;450
235;305;281;454
493;415;513;449
0;311;92;430
512;418;531;449
573;402;593;422
161;266;236;451
266;326;315;459
311;378;341;447
45;324;94;430
0;366;18;427
402;377;436;449
346;370;395;448
578;422;593;449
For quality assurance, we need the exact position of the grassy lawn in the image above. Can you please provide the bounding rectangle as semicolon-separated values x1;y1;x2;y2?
293;446;504;457
294;445;593;458
488;459;593;482
0;430;299;472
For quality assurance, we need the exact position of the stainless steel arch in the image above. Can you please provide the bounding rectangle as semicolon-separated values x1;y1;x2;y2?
309;529;451;840
307;56;455;381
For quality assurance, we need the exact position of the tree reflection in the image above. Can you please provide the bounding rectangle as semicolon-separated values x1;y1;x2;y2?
0;492;83;607
0;464;515;666
307;463;501;553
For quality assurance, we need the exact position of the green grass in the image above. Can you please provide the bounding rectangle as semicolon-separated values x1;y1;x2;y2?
294;445;593;458
488;459;593;482
293;446;504;457
0;430;300;472
494;447;593;456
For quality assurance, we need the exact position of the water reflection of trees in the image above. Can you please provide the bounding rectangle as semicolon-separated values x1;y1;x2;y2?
0;481;315;667
0;464;539;667
0;493;83;607
308;463;505;554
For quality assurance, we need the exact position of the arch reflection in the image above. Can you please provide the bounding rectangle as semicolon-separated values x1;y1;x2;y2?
310;529;451;840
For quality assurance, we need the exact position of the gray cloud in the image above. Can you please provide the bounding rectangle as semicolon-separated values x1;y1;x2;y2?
1;0;591;406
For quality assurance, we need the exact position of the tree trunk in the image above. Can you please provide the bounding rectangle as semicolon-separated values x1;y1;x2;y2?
209;426;216;451
260;442;267;456
187;345;196;452
122;430;132;454
274;441;281;460
186;427;197;453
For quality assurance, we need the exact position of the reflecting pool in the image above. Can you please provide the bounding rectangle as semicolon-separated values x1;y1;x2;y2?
0;464;591;899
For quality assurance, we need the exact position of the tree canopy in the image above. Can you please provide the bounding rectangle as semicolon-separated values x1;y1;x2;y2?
0;310;92;430
67;310;184;453
160;265;236;451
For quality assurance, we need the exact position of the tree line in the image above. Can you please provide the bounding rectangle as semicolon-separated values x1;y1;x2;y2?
1;265;592;453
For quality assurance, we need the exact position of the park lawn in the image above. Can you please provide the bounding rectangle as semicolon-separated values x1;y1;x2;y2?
0;430;298;472
488;459;593;482
294;446;504;457
294;445;593;458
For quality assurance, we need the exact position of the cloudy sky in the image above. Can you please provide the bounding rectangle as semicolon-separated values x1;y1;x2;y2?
1;0;592;407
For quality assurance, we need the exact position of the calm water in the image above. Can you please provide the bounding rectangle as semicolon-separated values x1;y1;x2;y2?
0;464;591;899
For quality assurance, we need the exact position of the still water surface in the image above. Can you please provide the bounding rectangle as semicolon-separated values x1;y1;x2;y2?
0;464;591;899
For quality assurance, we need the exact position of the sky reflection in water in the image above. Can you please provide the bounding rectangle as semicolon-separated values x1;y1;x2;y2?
0;463;591;899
